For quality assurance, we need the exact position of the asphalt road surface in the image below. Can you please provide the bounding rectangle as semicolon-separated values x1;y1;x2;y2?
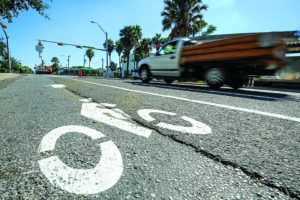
0;74;299;199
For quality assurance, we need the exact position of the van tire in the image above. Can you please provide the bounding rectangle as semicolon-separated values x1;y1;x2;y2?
139;66;151;83
205;68;225;89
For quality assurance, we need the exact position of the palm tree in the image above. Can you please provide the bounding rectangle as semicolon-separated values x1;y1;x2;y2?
103;39;115;63
85;48;95;68
192;19;217;36
50;57;60;72
161;0;210;38
119;25;142;78
140;38;152;58
151;33;163;52
51;57;60;65
115;40;123;71
133;45;143;68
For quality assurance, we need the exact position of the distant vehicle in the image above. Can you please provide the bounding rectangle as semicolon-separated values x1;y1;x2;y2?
131;70;140;80
138;34;286;89
35;66;52;74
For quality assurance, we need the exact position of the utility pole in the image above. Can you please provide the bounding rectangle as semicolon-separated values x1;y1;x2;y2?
67;55;71;69
90;21;109;77
83;55;86;67
0;22;11;73
101;58;104;70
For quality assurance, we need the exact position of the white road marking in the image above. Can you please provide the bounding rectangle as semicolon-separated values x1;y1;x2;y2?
57;77;300;123
38;125;123;195
100;103;117;108
80;98;93;103
137;109;176;122
241;88;300;97
157;116;212;135
81;102;152;138
50;84;66;89
138;109;212;135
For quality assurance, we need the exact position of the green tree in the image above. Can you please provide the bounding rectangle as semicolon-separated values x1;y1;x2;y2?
161;0;215;38
140;38;152;58
119;25;142;78
109;61;117;71
152;33;164;52
115;40;123;70
192;19;217;36
85;48;95;68
10;57;21;72
0;39;6;59
133;45;143;67
103;39;115;63
51;57;60;72
0;0;50;22
51;57;59;65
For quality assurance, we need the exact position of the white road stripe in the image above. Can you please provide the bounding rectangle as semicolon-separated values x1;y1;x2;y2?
57;77;300;123
145;83;281;100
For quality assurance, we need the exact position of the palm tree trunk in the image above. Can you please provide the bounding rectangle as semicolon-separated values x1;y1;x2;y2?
89;60;91;68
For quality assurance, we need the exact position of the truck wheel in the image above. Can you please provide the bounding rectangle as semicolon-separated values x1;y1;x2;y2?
205;68;225;89
228;77;244;89
140;67;151;83
164;79;174;84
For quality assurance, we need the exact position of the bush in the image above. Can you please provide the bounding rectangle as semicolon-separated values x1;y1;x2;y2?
0;67;8;73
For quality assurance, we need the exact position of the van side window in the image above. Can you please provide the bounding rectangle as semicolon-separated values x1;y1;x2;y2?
160;41;178;55
183;40;198;47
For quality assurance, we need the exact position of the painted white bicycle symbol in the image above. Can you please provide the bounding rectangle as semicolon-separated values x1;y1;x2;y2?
38;99;212;195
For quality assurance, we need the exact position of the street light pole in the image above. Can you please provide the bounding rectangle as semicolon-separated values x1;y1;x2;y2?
90;21;109;75
83;55;86;67
0;22;11;73
67;55;71;69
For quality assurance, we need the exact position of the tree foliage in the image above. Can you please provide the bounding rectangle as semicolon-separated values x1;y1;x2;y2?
161;0;215;38
109;61;117;71
119;25;142;77
0;0;50;22
103;39;115;62
50;57;59;72
115;40;123;69
51;57;59;65
85;48;95;68
0;39;7;59
151;34;170;52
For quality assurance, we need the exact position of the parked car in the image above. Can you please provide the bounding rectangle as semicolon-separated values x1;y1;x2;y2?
131;70;140;80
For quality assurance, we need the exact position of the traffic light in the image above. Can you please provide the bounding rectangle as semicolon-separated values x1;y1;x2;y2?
57;42;65;46
76;45;82;49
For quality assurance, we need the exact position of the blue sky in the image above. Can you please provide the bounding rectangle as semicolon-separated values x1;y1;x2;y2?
1;0;300;69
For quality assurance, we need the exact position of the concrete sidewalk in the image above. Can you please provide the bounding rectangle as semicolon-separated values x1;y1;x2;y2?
0;73;21;82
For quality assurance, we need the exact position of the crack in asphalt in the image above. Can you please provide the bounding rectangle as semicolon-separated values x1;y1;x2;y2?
56;81;298;199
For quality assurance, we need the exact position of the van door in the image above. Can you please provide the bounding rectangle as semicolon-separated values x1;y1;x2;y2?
151;41;180;77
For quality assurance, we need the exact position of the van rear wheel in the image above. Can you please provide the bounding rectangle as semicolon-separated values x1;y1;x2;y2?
205;68;225;89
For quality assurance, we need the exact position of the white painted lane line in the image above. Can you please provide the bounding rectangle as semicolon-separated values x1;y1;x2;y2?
38;125;123;195
241;88;300;97
57;77;300;123
142;83;282;100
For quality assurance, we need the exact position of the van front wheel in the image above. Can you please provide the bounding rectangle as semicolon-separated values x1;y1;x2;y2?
140;67;151;83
